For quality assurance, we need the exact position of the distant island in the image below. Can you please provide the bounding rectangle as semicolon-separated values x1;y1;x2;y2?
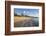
14;13;38;18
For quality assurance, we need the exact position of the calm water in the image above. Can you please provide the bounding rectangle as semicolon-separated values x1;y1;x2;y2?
31;18;39;26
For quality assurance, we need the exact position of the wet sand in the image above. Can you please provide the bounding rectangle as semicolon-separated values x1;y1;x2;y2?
14;16;39;27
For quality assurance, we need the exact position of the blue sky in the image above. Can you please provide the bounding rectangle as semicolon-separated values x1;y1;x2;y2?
14;8;39;17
